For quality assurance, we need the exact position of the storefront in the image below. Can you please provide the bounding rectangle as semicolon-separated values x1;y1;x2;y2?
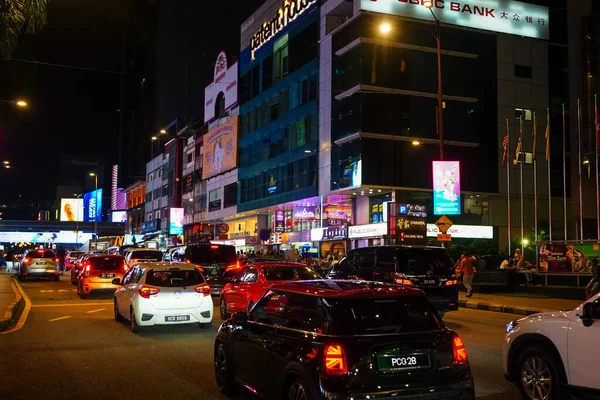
348;222;388;249
311;225;348;259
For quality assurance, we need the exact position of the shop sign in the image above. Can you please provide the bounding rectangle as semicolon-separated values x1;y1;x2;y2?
209;199;222;212
397;217;426;231
169;208;184;235
397;203;427;218
250;0;318;59
398;231;427;245
287;230;311;243
426;224;493;239
293;206;316;220
311;226;348;241
202;116;239;180
360;0;549;40
274;209;285;232
348;223;388;239
246;236;259;245
268;175;277;194
539;243;599;274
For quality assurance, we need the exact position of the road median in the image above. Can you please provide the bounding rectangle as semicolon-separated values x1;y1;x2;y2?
0;275;25;331
458;292;582;316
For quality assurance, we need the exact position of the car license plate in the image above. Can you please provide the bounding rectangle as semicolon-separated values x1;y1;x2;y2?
36;262;46;266
422;280;436;285
101;273;115;279
377;353;430;373
164;315;190;322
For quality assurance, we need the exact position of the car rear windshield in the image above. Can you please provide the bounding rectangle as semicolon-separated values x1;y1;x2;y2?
327;297;443;335
28;250;55;259
263;266;320;281
397;248;454;276
187;245;236;265
129;250;163;261
68;252;83;258
145;269;205;287
90;257;125;271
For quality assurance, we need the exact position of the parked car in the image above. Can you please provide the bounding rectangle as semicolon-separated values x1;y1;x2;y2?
327;246;458;317
18;249;59;281
76;255;128;299
219;261;320;319
503;293;600;399
184;243;237;296
214;280;475;399
113;262;213;333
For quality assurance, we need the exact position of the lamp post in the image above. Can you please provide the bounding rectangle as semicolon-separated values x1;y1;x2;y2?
423;1;444;161
0;99;27;108
89;173;98;250
151;136;158;159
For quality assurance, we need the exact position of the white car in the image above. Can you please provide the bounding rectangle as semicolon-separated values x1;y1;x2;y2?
113;262;214;333
503;294;600;400
124;249;164;266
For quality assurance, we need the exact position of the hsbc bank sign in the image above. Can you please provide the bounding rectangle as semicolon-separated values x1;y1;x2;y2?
361;0;549;40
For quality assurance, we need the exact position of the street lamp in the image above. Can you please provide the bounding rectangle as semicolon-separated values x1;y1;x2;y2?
89;173;98;249
423;1;445;161
0;99;28;108
160;129;167;134
379;22;391;35
151;136;158;159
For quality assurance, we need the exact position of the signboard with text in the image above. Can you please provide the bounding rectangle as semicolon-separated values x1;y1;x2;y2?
169;208;184;235
360;0;549;40
539;243;599;274
348;223;388;239
433;161;461;215
83;189;103;222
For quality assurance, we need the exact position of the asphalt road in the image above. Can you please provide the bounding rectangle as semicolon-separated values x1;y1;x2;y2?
0;276;521;400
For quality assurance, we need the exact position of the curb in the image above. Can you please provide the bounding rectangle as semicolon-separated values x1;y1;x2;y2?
458;299;553;316
0;276;25;331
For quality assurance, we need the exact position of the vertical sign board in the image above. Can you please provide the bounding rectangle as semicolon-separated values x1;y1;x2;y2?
389;203;428;245
169;208;184;235
432;161;461;215
83;189;103;222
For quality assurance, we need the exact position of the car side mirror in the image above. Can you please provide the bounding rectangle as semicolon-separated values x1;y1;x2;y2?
111;278;121;285
580;302;595;327
233;311;248;327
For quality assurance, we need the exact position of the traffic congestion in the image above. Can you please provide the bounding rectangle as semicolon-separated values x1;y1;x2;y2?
3;242;598;400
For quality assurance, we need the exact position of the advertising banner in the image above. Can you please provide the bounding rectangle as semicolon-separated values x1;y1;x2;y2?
83;189;103;222
111;211;127;223
360;0;549;40
293;206;316;220
0;231;93;244
433;161;461;215
274;210;286;232
202;116;238;180
60;198;84;222
169;208;184;235
539;243;600;274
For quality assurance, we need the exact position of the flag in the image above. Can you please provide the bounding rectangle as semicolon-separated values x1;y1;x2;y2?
502;134;509;167
544;121;550;161
532;113;537;160
514;122;523;165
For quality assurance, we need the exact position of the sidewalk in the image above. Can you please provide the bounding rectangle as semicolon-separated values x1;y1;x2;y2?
459;292;583;316
0;272;23;331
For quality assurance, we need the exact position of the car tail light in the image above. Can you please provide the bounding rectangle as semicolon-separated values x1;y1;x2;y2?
195;264;204;272
395;278;413;286
23;258;30;264
210;245;219;249
123;263;128;272
55;258;60;263
452;335;469;367
445;279;459;286
185;258;191;263
225;260;241;272
323;344;347;376
83;264;91;277
139;285;160;299
194;284;211;296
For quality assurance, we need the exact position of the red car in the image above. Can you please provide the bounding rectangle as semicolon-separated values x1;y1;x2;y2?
219;261;320;319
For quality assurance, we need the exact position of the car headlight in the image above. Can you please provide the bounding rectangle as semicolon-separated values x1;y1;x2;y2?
506;320;519;334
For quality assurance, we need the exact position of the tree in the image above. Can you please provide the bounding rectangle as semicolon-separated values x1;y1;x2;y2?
0;0;48;58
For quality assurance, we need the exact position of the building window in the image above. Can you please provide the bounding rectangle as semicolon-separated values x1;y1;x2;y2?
147;213;152;221
155;210;161;220
147;172;153;182
146;192;152;202
223;183;237;208
514;64;532;79
515;108;533;121
162;185;168;197
186;152;193;164
158;168;162;178
515;152;533;165
273;34;289;83
209;188;222;212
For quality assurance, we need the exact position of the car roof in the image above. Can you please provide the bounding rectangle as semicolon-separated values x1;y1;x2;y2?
351;245;446;251
250;261;307;268
131;261;196;271
269;280;424;298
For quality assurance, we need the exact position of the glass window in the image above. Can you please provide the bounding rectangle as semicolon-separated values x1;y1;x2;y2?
242;266;258;282
230;267;247;283
263;266;320;281
223;183;237;208
27;250;56;259
354;248;376;269
251;65;260;99
262;54;273;91
240;71;251;105
514;64;532;79
396;248;454;276
515;108;533;121
129;250;163;261
89;256;126;271
121;267;136;285
209;188;221;202
145;269;205;287
251;290;322;332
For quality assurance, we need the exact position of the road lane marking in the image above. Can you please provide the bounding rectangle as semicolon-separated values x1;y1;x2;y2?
58;290;69;292
48;316;71;322
31;302;112;308
85;309;105;314
40;290;54;293
1;278;32;335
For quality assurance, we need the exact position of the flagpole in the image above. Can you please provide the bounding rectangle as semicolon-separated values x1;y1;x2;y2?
533;112;539;269
577;98;584;240
506;118;511;256
520;116;524;253
547;107;552;241
595;94;599;240
562;103;567;241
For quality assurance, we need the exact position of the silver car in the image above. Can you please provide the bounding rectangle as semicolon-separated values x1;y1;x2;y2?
19;249;59;281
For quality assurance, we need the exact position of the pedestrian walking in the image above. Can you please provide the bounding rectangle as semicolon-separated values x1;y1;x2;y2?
457;251;476;297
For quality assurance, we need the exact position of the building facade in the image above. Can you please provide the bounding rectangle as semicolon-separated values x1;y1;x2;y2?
124;180;146;234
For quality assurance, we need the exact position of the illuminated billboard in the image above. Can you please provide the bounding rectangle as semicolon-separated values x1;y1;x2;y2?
432;161;461;215
83;189;103;222
60;198;84;222
202;116;238;180
169;208;184;235
111;211;127;223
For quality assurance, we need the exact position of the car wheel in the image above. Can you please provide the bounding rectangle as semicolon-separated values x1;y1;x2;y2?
247;300;254;312
198;322;212;329
54;275;60;282
214;343;235;394
516;348;568;400
114;299;123;322
130;308;140;333
286;374;314;400
220;297;230;320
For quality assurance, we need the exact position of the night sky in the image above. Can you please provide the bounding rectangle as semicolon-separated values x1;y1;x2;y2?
0;0;264;211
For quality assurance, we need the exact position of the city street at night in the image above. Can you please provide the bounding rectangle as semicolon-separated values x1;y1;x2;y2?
0;276;519;400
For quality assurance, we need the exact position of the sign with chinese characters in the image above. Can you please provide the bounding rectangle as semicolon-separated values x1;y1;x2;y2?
202;116;238;180
348;223;388;239
169;208;184;235
397;217;427;231
293;206;316;220
204;51;238;123
360;0;549;40
250;0;318;60
432;161;461;215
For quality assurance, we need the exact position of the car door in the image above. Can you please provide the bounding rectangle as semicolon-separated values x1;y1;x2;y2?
567;297;600;390
238;266;259;311
116;266;136;316
225;267;247;312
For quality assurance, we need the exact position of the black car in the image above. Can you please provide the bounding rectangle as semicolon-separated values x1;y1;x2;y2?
184;243;237;296
214;280;475;400
327;246;459;316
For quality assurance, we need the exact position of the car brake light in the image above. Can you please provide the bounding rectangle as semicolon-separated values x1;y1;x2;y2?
23;258;30;264
452;335;469;367
210;245;219;249
323;344;347;376
185;259;191;264
139;285;160;299
83;264;91;277
395;278;413;286
195;264;204;272
123;263;128;272
55;258;60;262
225;260;241;272
194;284;211;296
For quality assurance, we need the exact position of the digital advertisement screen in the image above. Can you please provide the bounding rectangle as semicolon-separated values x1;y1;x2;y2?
59;198;84;222
111;210;127;223
169;208;184;235
432;161;461;215
83;189;103;222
